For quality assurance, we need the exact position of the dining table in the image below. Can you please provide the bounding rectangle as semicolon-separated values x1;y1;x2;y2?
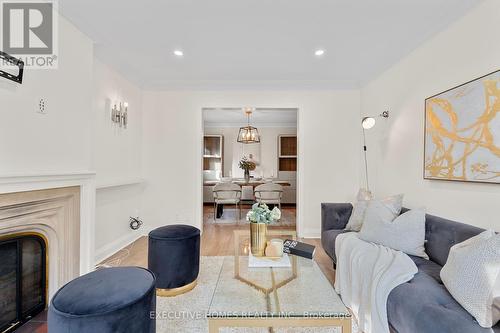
203;179;291;188
204;179;291;218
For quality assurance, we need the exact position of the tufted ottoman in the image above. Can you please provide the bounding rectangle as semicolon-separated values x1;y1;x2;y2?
48;266;156;333
148;224;200;296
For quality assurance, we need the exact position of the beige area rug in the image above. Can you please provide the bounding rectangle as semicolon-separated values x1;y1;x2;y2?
155;257;357;333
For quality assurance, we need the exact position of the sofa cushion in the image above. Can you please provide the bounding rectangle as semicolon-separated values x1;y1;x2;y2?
388;269;500;333
409;255;443;284
400;208;485;267
321;229;349;262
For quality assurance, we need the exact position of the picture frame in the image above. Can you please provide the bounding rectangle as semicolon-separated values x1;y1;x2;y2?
424;69;500;184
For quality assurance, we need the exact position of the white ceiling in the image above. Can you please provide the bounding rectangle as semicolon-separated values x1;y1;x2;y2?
203;108;297;127
59;0;481;89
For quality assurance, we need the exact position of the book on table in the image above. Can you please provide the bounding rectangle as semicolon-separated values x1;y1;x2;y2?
283;240;315;259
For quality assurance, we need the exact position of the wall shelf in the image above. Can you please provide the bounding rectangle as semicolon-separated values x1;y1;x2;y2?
203;135;224;174
96;178;144;190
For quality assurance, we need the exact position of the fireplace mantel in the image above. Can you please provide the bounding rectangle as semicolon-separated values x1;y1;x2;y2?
0;172;96;289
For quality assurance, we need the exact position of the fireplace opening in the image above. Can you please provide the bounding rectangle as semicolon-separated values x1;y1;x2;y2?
0;234;47;332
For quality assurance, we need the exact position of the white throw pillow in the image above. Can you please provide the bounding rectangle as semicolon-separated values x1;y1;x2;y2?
440;230;500;328
345;193;403;232
356;188;373;201
358;206;428;258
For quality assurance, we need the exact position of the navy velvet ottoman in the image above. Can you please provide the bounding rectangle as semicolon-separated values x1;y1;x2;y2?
48;267;156;333
148;224;200;296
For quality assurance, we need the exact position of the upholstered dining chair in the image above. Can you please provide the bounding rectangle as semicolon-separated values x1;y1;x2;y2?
212;183;242;222
254;183;283;211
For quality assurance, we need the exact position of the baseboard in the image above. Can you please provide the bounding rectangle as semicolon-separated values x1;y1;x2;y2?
94;231;145;265
300;228;321;239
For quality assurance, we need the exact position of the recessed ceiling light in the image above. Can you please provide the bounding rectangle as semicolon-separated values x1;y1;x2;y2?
314;49;325;56
173;50;184;57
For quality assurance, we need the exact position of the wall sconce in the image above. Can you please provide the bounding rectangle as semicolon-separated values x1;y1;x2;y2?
111;102;128;128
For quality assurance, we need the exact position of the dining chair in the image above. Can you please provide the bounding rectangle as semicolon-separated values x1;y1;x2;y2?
212;183;242;222
254;183;283;211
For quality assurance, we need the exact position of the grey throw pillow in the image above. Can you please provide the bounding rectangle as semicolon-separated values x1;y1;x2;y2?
358;205;428;259
345;193;403;232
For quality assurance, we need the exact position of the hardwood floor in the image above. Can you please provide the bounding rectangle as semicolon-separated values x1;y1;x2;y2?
100;221;336;285
15;310;47;333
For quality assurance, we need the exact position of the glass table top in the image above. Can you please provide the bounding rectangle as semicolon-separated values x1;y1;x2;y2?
207;230;350;319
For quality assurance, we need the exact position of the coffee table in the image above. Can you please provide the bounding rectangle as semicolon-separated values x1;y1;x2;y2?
207;229;351;332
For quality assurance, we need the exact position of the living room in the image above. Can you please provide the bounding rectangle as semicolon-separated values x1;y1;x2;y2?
0;1;498;333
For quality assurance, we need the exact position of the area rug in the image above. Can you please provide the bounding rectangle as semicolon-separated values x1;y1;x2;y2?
155;256;358;333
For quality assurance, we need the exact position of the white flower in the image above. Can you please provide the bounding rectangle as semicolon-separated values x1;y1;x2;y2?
248;203;281;224
246;210;256;222
270;207;281;221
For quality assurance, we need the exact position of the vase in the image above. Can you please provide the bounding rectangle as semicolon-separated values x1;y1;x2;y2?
244;169;250;183
250;223;267;256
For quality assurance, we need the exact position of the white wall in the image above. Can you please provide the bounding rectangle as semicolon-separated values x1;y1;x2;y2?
92;59;145;262
92;59;143;186
204;126;297;178
0;17;93;174
361;0;500;230
142;91;360;237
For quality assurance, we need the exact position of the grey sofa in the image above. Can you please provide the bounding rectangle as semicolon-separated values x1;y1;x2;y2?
321;203;500;333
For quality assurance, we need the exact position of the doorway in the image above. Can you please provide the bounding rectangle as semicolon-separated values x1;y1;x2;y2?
201;108;298;231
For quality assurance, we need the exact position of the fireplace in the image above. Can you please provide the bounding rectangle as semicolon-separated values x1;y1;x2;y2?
0;233;47;332
0;185;84;332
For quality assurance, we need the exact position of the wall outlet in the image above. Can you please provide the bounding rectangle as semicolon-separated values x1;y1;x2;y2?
37;98;47;114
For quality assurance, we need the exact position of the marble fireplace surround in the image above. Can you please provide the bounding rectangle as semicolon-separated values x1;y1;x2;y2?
0;172;96;300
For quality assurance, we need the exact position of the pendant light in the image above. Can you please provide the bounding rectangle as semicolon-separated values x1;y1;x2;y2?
237;109;260;144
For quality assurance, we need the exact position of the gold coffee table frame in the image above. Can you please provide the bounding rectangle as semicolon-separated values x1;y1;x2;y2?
207;229;352;333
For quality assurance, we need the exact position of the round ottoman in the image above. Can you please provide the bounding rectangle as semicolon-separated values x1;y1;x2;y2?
48;267;156;333
148;224;200;296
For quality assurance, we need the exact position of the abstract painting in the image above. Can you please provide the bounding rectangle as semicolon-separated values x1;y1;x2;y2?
424;70;500;184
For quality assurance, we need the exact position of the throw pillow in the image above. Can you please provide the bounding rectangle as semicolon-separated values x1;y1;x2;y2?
440;230;500;328
345;193;403;232
356;188;373;201
358;205;428;258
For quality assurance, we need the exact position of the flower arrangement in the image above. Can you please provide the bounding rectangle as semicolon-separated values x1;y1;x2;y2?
238;156;256;171
246;203;281;224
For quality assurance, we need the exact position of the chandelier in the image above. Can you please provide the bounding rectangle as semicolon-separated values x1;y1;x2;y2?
237;109;260;144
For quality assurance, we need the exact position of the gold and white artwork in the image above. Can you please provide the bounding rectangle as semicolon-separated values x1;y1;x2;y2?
424;70;500;183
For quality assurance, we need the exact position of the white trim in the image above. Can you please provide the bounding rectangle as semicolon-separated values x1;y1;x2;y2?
300;228;321;239
204;122;298;129
0;171;96;187
143;79;359;90
94;231;145;265
198;108;302;237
